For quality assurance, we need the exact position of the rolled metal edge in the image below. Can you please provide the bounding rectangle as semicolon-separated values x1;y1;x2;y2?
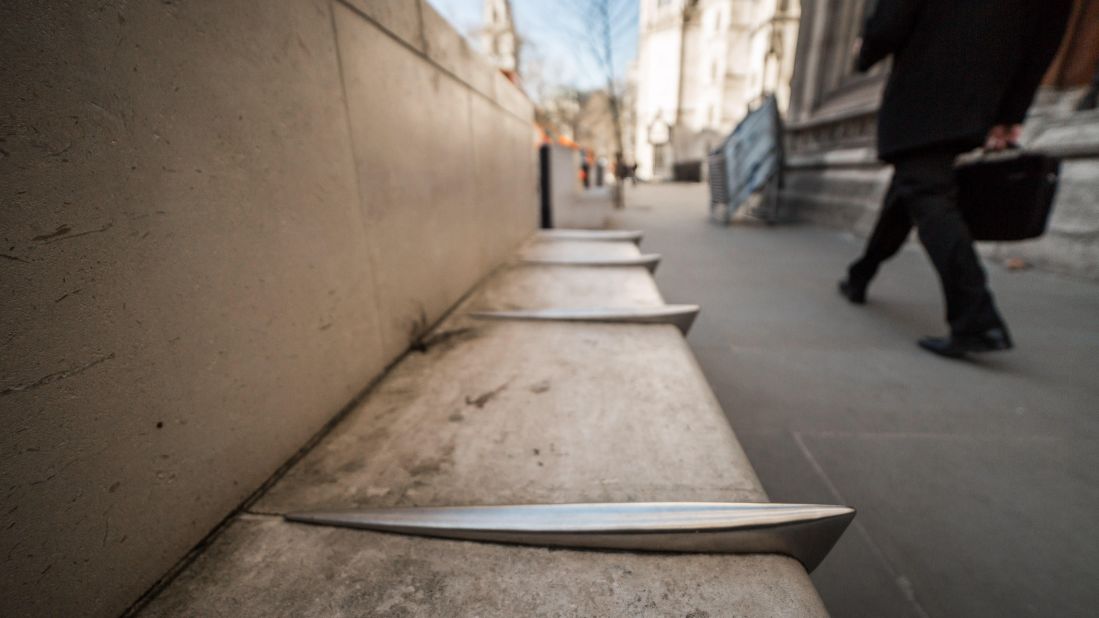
519;254;662;273
284;502;856;572
469;305;700;335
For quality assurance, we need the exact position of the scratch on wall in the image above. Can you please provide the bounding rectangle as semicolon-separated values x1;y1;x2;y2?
36;222;114;245
1;352;116;396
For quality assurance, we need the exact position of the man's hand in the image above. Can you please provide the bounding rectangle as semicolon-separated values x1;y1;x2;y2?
985;124;1022;151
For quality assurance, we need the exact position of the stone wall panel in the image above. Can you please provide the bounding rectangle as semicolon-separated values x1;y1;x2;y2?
0;1;535;615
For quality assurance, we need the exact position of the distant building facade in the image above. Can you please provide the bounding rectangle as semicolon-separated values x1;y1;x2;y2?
783;0;1099;278
480;0;519;79
632;0;800;180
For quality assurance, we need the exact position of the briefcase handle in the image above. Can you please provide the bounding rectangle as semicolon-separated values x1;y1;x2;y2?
955;143;1026;168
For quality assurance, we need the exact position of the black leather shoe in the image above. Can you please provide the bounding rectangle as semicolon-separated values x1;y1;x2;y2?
918;327;1014;358
838;279;867;304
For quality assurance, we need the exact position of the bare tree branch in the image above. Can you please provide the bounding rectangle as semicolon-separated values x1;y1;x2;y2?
550;0;634;208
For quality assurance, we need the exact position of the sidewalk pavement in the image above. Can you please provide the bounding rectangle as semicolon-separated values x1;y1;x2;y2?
607;183;1099;618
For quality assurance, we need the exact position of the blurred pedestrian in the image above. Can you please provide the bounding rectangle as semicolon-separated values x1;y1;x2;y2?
839;0;1071;358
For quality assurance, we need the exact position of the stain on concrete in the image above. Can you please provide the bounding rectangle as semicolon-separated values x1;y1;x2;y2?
407;460;444;477
333;555;449;616
292;456;350;488
31;224;71;241
406;306;430;347
33;222;113;244
411;327;478;354
529;380;551;394
406;445;455;479
465;382;508;409
337;459;366;475
53;288;82;303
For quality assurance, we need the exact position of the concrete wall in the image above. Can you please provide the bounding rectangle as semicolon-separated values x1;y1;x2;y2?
0;1;536;616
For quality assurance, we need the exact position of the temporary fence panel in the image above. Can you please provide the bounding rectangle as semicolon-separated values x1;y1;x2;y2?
709;95;784;224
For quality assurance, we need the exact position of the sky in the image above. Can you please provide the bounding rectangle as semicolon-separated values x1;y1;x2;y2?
425;0;639;99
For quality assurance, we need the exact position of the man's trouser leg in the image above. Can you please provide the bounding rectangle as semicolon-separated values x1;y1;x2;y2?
848;176;914;286
894;149;1006;336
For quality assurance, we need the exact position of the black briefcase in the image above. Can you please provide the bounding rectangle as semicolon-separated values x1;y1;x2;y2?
954;150;1060;241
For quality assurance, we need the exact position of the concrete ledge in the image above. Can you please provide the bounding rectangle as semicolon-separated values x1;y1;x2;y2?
468;266;665;310
1028;108;1099;158
139;236;830;616
516;237;662;271
536;229;644;244
144;514;823;617
250;320;763;513
518;238;642;261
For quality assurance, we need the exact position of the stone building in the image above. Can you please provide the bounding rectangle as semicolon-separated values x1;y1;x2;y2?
783;0;1099;278
631;0;801;180
480;0;520;79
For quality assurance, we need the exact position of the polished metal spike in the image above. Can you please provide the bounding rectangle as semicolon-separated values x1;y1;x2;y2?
519;254;662;273
470;305;700;334
285;502;855;572
536;229;644;245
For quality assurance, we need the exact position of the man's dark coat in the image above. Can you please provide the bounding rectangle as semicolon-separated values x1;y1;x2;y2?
858;0;1072;161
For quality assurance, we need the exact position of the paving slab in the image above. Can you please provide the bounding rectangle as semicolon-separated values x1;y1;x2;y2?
799;431;1099;618
733;430;927;618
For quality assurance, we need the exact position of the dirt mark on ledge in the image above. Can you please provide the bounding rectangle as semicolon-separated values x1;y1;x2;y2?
411;326;478;354
465;382;508;409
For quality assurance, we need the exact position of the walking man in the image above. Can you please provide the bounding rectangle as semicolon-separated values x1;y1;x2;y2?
839;0;1071;358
